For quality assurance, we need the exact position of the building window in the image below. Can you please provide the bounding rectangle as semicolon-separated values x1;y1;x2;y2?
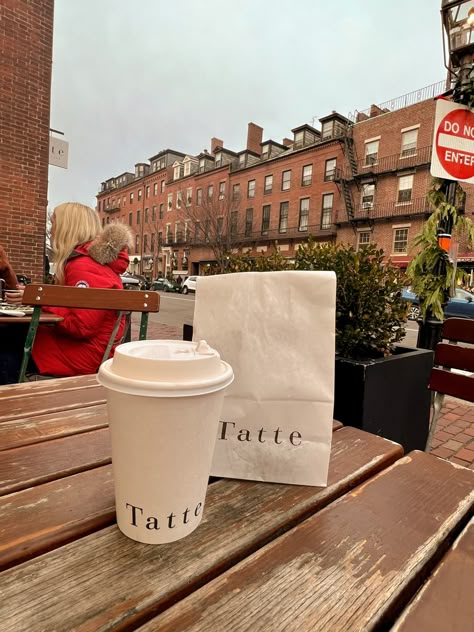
232;183;240;200
176;191;182;209
151;233;155;252
264;174;273;194
302;164;312;186
219;181;225;200
324;158;337;181
161;180;165;193
282;170;291;191
167;193;173;210
144;207;149;224
138;189;142;201
143;235;148;252
261;144;270;159
279;201;289;233
197;188;203;206
166;224;172;244
361;183;375;209
153;183;158;195
321;193;333;229
159;203;164;219
152;205;156;221
393;228;409;253
401;128;418;157
186;187;192;205
239;154;246;167
175;222;181;242
130;192;134;204
230;211;238;238
299;198;310;232
397;174;413;203
321;121;333;139
204;219;211;242
146;186;150;199
128;213;132;226
194;221;200;243
215;151;222;168
365;140;379;166
357;231;371;250
245;208;253;237
122;196;126;206
261;204;271;235
207;184;214;200
158;231;162;247
137;210;141;225
294;130;304;147
135;235;140;253
247;179;256;198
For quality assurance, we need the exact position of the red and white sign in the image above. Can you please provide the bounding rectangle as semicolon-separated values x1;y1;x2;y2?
431;99;474;183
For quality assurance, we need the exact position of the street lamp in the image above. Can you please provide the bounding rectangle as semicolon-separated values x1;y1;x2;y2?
442;0;474;89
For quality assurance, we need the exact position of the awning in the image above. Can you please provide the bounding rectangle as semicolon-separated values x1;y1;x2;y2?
389;257;412;267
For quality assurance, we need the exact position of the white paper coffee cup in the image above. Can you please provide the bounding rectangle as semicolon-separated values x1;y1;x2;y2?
98;339;233;544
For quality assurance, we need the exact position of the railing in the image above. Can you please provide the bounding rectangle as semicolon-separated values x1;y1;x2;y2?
336;196;431;223
336;145;432;179
103;205;120;214
189;223;336;246
348;79;447;123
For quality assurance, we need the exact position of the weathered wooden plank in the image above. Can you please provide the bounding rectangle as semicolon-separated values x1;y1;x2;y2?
144;452;474;632
429;367;474;403
443;317;474;345
0;376;105;423
0;428;111;495
392;517;474;632
332;420;343;431
0;465;115;571
0;427;402;632
0;404;108;451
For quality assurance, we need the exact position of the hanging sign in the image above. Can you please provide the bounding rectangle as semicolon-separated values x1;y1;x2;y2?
431;99;474;183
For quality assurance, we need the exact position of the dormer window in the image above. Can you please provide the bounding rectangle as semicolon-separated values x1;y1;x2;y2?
239;154;246;167
261;145;269;159
294;131;304;148
173;164;181;180
199;158;206;173
215;151;222;168
321;121;333;139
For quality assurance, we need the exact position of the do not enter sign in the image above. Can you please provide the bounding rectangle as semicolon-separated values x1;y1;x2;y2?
431;99;474;183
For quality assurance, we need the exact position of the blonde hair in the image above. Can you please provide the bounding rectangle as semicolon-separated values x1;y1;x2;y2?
52;202;101;284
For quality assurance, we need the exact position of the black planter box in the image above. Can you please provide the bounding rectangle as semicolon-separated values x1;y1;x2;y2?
334;347;434;453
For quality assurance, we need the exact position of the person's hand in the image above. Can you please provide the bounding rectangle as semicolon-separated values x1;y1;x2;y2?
5;286;24;304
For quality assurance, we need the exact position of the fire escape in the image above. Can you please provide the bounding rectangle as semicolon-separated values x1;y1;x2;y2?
334;125;363;231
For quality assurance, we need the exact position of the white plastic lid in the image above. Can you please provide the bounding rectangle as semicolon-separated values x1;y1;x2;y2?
97;339;233;397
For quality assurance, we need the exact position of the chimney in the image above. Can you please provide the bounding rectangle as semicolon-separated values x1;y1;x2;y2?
247;122;263;154
369;104;384;118
211;137;223;153
282;138;293;147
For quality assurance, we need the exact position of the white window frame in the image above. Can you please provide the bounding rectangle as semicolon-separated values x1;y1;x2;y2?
264;174;273;194
321;193;333;229
361;183;375;209
167;192;173;210
248;179;256;198
357;230;371;250
219;181;225;200
364;139;379;166
298;198;310;232
282;170;291;191
392;227;409;254
401;128;418;157
397;174;414;204
302;164;312;186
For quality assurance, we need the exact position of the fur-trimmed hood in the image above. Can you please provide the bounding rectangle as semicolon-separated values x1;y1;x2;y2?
74;224;133;275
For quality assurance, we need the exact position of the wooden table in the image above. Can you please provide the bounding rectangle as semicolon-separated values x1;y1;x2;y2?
0;313;63;324
0;375;472;632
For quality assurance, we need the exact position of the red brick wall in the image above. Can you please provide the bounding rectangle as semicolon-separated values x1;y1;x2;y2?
0;0;54;281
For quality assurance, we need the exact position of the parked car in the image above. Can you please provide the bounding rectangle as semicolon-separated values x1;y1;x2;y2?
181;276;198;294
150;278;180;292
402;286;474;320
120;273;150;290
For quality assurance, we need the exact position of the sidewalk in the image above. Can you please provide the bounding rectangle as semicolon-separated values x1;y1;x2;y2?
134;320;474;469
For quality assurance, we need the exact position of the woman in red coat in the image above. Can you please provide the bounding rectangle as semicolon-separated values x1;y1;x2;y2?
1;202;133;383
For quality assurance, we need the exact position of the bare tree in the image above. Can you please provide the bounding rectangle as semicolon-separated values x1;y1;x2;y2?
176;185;245;273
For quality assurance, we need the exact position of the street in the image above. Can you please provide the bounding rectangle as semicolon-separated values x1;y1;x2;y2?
151;291;420;348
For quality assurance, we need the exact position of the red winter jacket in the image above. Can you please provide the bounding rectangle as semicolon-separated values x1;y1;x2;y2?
32;225;132;377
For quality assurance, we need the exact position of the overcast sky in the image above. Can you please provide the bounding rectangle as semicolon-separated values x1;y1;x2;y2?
48;0;446;211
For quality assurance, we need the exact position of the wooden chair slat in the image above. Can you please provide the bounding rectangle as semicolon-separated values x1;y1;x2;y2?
22;284;160;312
442;317;474;344
146;452;474;632
434;342;474;372
0;373;98;399
429;367;474;403
0;428;402;631
0;428;111;495
0;404;108;451
0;465;115;572
392;518;474;632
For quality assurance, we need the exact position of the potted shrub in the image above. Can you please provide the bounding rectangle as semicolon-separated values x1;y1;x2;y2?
225;241;433;452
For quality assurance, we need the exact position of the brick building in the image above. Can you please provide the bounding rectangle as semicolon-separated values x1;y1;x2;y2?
96;79;474;281
0;0;54;281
